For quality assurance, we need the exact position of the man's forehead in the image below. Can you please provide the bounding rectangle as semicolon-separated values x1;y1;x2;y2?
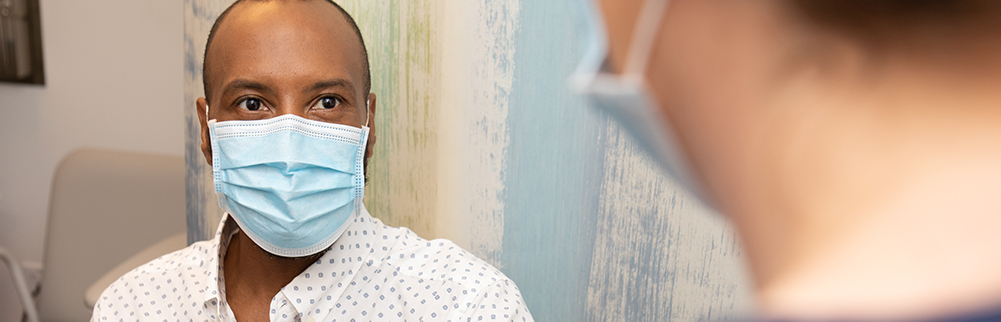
206;0;365;94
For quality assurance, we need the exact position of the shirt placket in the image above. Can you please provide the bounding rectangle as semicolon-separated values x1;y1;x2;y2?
282;209;382;321
204;214;241;322
270;291;301;322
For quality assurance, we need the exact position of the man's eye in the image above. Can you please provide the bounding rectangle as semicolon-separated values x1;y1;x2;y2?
312;97;341;110
238;98;265;111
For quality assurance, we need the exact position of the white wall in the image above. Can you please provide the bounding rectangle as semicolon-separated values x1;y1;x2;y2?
0;0;183;320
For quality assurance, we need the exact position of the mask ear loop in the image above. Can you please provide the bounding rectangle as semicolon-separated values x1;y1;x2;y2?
354;98;372;208
363;99;371;128
621;0;671;84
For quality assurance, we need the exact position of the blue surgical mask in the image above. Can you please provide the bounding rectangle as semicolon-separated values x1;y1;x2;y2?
572;0;716;207
208;113;369;257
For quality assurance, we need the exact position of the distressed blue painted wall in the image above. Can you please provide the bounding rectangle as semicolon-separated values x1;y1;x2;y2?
501;1;600;321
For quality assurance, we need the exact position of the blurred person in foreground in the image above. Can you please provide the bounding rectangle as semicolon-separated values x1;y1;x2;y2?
91;0;530;321
574;0;1001;320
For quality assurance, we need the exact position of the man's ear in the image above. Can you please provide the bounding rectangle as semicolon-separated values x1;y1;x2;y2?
196;97;213;166
365;93;377;159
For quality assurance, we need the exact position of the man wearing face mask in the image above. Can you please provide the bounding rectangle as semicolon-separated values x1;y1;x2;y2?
576;0;1001;321
91;1;531;321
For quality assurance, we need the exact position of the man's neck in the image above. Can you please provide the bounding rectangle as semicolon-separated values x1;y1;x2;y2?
223;231;320;321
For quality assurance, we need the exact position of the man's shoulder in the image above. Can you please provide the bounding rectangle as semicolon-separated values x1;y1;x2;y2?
92;240;217;318
108;239;215;283
371;224;532;321
379;225;513;291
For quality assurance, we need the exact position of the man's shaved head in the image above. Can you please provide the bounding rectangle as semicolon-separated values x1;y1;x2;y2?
202;0;370;102
195;0;379;182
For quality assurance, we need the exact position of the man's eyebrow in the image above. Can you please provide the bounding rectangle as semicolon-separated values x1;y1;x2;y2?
307;79;355;94
222;79;273;96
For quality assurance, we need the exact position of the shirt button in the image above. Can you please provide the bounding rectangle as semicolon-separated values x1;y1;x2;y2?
306;317;316;322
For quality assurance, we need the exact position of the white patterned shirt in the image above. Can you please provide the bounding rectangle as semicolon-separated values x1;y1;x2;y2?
91;206;532;322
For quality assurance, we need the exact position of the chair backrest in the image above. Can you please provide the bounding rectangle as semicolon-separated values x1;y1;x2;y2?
38;149;185;321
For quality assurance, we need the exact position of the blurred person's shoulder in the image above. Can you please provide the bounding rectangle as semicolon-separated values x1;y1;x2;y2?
757;308;1001;322
940;308;1001;322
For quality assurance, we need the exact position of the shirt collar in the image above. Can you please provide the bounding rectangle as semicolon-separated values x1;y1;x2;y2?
202;205;380;319
281;204;379;319
204;212;240;317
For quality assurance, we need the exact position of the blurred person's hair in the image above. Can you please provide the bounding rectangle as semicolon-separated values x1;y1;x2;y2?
794;0;1001;48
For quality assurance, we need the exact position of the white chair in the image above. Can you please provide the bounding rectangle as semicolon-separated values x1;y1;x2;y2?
0;246;40;322
1;149;186;321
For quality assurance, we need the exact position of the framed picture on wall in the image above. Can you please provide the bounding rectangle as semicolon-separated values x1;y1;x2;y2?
1;0;44;85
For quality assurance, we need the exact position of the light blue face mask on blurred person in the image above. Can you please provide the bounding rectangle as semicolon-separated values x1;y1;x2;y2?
571;0;716;208
209;113;368;257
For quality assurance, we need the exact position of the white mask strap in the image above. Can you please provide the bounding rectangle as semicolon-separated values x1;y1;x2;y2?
622;0;671;82
363;99;371;128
